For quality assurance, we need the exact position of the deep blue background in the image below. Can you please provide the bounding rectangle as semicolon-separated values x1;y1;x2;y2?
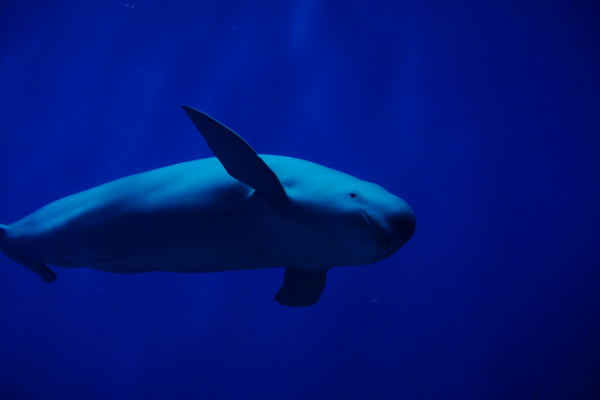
1;1;599;399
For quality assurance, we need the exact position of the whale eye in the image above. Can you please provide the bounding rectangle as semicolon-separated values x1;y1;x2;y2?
349;193;357;198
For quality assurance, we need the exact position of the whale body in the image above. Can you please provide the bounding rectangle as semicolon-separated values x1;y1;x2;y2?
0;106;415;306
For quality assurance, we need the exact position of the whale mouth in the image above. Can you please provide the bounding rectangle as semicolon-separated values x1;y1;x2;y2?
363;210;377;232
363;211;392;250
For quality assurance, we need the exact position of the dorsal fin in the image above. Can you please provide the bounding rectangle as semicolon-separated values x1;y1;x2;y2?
182;105;287;203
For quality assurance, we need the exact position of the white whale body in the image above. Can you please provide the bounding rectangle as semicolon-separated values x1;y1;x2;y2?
0;106;415;306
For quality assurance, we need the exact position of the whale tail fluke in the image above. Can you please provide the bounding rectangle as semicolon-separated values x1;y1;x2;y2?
0;224;56;283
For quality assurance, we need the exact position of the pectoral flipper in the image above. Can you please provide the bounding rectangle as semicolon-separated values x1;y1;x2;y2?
275;268;326;307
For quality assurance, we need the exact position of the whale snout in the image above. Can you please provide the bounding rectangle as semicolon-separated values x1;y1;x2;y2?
367;200;416;257
389;206;416;250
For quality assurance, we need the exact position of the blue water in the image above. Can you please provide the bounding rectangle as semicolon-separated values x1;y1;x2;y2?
1;1;599;399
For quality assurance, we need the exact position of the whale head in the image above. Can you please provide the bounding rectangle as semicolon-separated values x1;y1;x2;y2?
340;180;416;263
275;157;416;269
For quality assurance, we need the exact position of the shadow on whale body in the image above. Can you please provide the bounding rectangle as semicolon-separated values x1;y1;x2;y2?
0;105;415;307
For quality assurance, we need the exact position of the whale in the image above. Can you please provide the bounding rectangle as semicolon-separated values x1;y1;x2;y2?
0;105;416;306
